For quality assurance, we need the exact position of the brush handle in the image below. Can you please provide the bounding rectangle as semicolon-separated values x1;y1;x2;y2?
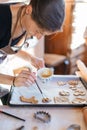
0;110;25;121
35;80;43;94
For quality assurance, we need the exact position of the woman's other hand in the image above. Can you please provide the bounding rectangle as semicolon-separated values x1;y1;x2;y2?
31;56;45;69
13;70;36;87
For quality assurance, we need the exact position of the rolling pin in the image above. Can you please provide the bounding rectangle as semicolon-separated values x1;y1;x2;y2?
82;107;87;125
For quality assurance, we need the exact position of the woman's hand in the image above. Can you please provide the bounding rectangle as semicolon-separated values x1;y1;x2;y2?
13;70;36;87
31;56;45;69
76;60;87;82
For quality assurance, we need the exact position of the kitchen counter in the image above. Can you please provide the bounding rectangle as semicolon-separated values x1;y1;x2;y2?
0;106;86;130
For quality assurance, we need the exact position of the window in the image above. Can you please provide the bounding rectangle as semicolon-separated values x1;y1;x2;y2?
70;0;87;50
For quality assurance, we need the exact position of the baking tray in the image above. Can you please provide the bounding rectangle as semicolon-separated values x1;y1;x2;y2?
7;75;87;107
0;86;9;98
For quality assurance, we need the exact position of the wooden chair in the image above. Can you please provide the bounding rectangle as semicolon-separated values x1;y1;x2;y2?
44;53;70;74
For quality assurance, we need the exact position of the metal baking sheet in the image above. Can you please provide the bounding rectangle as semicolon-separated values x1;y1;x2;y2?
8;75;87;107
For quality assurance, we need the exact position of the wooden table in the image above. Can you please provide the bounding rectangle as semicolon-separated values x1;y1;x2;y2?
0;106;86;130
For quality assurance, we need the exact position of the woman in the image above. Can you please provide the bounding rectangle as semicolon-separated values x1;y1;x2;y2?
0;0;65;87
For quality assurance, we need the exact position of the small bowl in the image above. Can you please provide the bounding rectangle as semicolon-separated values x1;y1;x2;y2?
37;67;54;83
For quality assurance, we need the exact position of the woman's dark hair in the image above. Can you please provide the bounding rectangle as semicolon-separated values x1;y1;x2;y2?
29;0;65;32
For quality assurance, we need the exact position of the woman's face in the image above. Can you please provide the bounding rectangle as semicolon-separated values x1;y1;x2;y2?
24;16;55;39
22;5;57;40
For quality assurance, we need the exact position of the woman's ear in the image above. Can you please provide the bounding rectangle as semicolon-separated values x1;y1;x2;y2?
25;5;32;15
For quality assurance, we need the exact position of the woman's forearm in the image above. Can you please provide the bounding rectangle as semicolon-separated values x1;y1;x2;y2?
15;50;44;69
15;50;33;62
0;74;14;86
